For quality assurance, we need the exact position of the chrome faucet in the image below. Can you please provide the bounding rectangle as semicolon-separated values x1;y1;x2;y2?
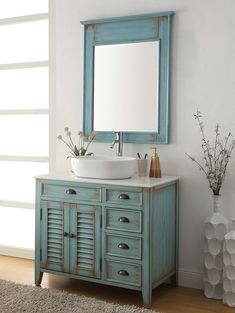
110;131;123;156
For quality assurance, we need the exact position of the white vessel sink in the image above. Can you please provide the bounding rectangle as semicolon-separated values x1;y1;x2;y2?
71;156;137;179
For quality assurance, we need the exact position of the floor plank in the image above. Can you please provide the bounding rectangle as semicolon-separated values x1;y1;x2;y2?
0;256;234;313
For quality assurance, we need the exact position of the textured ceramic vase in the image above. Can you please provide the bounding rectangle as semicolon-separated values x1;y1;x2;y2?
204;195;229;299
223;230;235;307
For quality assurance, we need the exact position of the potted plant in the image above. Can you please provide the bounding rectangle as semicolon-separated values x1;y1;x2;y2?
58;127;96;157
58;127;96;174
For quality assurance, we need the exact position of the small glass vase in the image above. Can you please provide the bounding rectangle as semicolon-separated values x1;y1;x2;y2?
204;194;229;299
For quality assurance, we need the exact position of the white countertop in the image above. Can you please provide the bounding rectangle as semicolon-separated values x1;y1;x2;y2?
35;172;179;188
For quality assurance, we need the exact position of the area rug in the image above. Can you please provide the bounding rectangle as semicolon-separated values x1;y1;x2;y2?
0;279;156;313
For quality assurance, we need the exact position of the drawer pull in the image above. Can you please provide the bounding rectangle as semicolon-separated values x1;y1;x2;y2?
64;232;69;237
118;243;129;250
69;233;76;238
66;189;76;195
118;269;129;276
118;193;130;200
118;216;130;223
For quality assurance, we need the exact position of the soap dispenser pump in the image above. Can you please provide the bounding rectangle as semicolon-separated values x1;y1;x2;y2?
149;147;162;178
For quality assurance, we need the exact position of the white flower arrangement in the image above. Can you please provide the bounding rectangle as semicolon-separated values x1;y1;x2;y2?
58;127;96;157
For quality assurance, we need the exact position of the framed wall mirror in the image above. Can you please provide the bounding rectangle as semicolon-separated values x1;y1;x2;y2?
81;12;173;144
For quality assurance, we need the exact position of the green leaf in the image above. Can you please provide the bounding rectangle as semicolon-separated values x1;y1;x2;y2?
80;147;87;156
74;145;79;156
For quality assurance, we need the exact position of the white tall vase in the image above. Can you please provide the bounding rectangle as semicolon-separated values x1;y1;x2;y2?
223;230;235;307
204;195;229;299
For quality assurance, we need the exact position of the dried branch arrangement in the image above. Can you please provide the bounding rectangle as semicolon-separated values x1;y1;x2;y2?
186;110;235;195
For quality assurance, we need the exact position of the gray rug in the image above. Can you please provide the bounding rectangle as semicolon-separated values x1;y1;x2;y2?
0;279;155;313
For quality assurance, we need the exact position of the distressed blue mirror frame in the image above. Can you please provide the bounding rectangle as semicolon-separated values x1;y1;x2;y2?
81;11;173;144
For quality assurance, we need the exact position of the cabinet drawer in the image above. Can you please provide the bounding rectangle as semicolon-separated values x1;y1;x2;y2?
105;260;141;287
42;184;101;202
106;188;142;206
105;208;142;233
105;234;141;260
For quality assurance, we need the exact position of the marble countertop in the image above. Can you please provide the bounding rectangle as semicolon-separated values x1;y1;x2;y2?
35;172;179;188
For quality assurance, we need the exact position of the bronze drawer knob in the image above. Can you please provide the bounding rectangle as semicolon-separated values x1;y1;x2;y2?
118;269;129;276
118;216;130;223
118;243;129;249
118;194;130;200
66;189;76;195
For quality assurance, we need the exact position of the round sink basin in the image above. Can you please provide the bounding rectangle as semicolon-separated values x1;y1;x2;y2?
71;156;137;179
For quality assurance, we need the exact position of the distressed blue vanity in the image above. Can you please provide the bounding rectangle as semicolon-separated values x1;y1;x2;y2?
35;174;179;307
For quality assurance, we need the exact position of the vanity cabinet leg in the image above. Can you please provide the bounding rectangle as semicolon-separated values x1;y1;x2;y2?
35;270;43;286
142;288;152;308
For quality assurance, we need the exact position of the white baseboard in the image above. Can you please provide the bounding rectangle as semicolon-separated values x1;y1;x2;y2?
178;269;203;290
0;245;34;260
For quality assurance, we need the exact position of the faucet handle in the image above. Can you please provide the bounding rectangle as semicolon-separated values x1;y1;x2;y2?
110;131;123;156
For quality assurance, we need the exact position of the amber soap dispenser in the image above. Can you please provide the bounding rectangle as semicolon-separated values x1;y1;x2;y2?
149;147;162;178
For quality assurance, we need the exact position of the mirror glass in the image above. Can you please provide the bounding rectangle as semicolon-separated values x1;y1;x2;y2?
94;41;159;132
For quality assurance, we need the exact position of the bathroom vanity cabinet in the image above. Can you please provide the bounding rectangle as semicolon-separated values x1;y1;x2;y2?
35;174;179;307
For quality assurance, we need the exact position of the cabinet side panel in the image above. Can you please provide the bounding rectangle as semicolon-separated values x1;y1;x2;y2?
152;184;176;282
35;180;42;285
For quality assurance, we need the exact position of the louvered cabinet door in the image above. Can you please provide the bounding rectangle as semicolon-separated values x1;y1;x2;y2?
69;204;101;279
40;201;69;272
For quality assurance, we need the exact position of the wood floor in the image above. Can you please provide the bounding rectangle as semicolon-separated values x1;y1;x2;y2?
0;255;234;313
